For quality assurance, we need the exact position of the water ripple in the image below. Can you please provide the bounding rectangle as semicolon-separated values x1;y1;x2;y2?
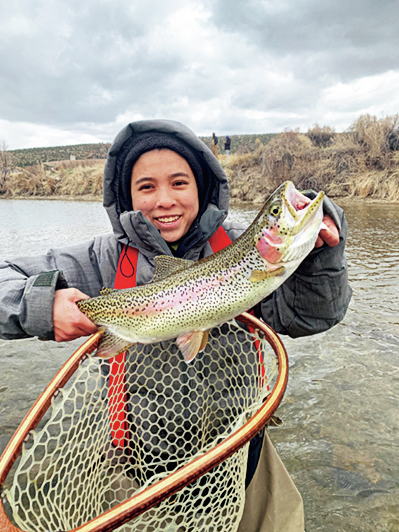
1;199;398;532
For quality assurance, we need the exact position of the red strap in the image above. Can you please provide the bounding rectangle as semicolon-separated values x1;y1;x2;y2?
208;225;233;253
109;245;139;447
114;246;138;289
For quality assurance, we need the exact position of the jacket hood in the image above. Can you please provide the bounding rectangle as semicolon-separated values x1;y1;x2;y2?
103;120;230;259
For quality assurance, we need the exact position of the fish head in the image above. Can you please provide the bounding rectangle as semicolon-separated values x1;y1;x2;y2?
255;181;325;266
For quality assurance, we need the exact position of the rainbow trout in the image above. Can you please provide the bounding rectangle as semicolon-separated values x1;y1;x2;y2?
77;181;325;362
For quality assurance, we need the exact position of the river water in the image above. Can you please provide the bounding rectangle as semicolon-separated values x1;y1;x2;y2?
0;198;398;531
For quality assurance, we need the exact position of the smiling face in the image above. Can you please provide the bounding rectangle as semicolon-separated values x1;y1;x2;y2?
131;149;199;243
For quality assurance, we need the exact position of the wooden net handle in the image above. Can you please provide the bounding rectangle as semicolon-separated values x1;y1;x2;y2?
0;313;288;532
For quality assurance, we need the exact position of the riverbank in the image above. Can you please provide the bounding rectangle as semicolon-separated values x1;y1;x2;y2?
1;114;398;203
0;159;104;199
0;194;101;202
2;193;397;204
222;116;399;203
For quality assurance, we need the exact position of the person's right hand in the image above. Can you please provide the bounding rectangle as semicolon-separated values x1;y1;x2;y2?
53;288;98;342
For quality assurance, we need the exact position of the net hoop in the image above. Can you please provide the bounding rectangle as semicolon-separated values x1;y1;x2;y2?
0;312;289;532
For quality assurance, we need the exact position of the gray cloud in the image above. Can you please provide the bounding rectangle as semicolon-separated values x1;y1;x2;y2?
0;0;398;148
208;0;399;82
0;0;187;125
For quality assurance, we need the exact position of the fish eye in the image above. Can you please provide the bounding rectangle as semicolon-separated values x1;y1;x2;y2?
269;203;281;217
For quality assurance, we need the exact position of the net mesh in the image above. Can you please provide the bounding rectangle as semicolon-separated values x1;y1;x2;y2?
4;320;278;532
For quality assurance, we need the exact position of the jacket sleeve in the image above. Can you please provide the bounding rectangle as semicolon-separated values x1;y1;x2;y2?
0;234;119;341
255;195;352;337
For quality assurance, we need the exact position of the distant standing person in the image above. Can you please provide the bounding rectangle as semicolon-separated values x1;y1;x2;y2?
225;135;231;157
212;132;218;159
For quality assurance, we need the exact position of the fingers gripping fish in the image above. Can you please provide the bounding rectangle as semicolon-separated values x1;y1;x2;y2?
77;181;325;362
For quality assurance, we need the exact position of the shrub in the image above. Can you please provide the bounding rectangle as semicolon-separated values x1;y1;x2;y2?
224;115;399;202
1;160;104;198
307;124;336;148
349;114;399;167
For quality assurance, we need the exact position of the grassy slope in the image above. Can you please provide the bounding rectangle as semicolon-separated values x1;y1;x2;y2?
8;144;111;168
223;116;399;202
2;116;399;201
8;134;276;168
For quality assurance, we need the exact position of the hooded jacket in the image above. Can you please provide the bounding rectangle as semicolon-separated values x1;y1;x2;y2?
0;119;351;341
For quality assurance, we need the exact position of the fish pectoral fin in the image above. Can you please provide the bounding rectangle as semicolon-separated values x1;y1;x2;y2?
199;329;209;352
249;266;286;282
176;330;209;363
95;329;135;359
99;287;118;296
152;255;195;282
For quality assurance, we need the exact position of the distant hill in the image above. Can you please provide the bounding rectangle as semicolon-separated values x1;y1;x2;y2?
9;143;111;168
9;134;277;168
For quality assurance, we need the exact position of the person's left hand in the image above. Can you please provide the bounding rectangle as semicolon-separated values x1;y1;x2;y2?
315;214;340;248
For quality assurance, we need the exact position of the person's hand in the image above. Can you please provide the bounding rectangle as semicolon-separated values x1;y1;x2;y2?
53;288;98;342
314;214;340;248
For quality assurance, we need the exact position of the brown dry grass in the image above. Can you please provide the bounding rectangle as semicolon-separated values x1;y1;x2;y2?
2;115;399;203
1;160;105;198
224;114;399;203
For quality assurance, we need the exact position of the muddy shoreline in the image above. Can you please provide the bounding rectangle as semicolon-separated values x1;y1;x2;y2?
2;194;398;204
0;194;102;202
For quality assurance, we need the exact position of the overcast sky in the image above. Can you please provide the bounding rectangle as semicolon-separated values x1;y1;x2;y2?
1;0;399;149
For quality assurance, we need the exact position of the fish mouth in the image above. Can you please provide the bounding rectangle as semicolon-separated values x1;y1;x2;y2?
283;182;324;235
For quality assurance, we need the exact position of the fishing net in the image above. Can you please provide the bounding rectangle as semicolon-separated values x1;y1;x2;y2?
1;316;286;532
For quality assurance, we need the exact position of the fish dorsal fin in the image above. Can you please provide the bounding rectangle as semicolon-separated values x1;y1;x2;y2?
152;255;194;282
99;287;118;296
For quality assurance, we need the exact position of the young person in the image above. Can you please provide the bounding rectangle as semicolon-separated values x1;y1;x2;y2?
0;119;351;531
225;135;231;156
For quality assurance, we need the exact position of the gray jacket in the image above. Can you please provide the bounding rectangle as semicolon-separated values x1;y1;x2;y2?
0;120;351;341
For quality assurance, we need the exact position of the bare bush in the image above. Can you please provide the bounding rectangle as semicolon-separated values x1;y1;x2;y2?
349;114;399;168
1;160;104;198
307;124;336;148
0;140;13;192
224;115;399;202
259;129;314;188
